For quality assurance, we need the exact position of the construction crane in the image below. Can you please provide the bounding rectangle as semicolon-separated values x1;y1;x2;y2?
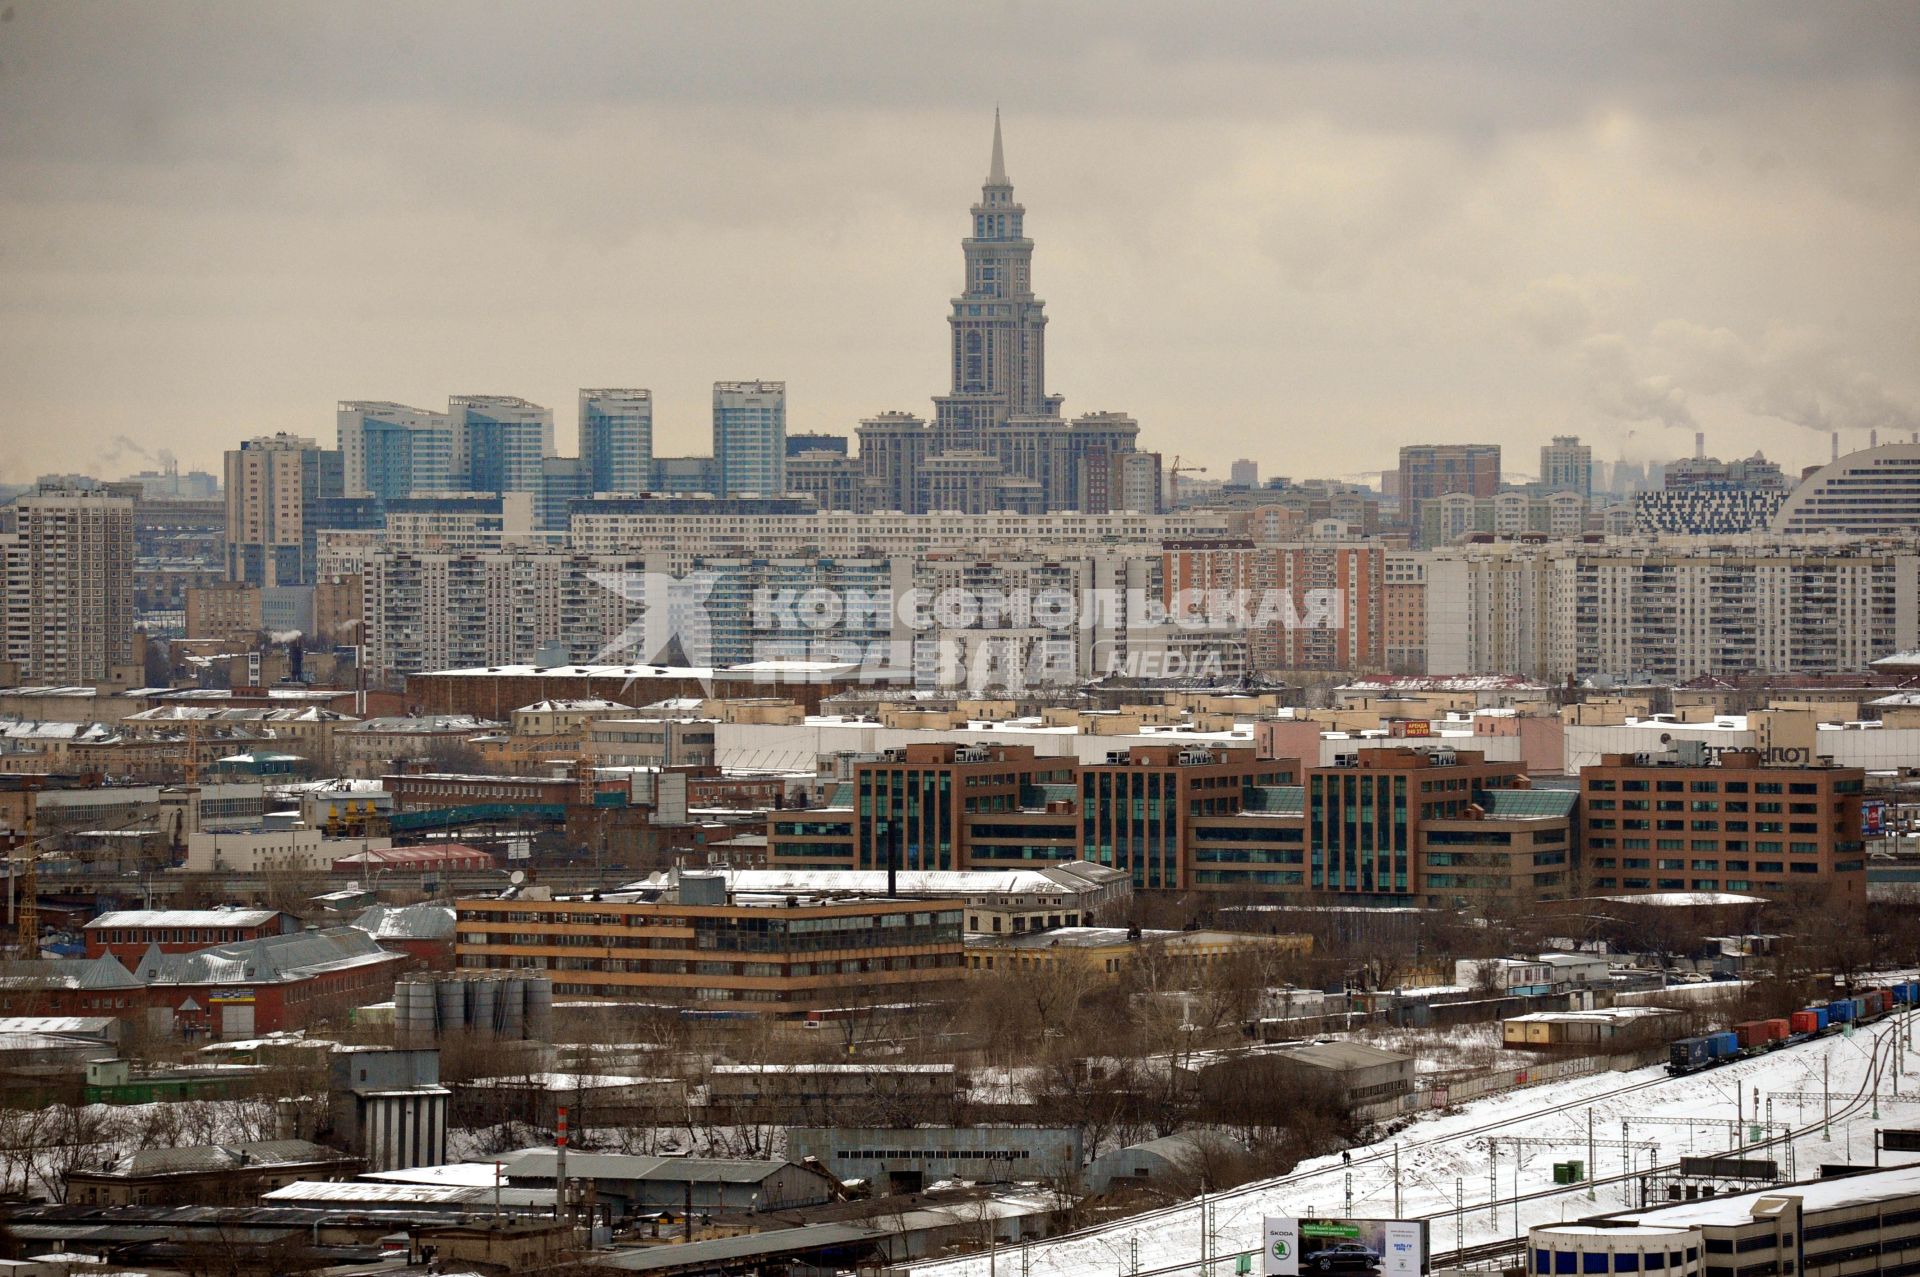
181;715;204;787
1166;455;1209;506
1167;455;1209;483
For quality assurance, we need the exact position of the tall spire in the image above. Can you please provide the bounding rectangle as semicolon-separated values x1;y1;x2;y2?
988;108;1007;186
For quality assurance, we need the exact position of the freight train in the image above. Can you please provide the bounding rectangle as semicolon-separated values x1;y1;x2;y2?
1664;980;1918;1076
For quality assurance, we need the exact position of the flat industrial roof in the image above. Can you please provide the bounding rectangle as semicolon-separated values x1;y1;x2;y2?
1595;1162;1920;1227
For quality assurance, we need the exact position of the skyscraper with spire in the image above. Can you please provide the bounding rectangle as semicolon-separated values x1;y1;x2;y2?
931;109;1060;449
850;113;1146;515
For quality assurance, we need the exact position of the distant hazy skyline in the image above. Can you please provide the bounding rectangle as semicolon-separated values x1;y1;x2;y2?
1;2;1916;485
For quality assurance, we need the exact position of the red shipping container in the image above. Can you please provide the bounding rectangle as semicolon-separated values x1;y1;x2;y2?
1790;1010;1821;1035
1733;1020;1767;1049
1765;1018;1790;1041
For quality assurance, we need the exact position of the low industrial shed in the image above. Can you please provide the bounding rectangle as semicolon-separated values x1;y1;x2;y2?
496;1148;838;1216
1083;1132;1250;1195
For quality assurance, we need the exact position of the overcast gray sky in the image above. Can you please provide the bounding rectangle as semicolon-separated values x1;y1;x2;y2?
1;1;1916;485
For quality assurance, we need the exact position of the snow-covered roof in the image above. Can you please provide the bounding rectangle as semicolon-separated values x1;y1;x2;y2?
617;863;1126;901
263;1179;552;1207
352;903;455;942
1340;675;1551;693
134;927;401;986
86;909;282;931
92;1139;347;1179
346;715;502;733
1598;891;1768;907
1614;1162;1920;1226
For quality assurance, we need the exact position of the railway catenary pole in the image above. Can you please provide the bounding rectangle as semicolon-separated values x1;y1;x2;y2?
1825;1055;1832;1137
1621;1120;1632;1207
1455;1176;1464;1250
1587;1108;1596;1200
1394;1143;1402;1217
1488;1146;1498;1227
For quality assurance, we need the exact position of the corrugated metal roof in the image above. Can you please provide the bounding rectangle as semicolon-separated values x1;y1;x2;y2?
137;927;399;986
352;904;455;941
95;1139;348;1179
496;1149;814;1185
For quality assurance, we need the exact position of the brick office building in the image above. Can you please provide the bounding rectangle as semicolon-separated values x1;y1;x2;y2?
83;908;299;964
1579;746;1866;900
453;872;964;1014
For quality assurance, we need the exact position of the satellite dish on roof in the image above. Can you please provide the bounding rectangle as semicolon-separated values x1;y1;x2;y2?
509;870;526;885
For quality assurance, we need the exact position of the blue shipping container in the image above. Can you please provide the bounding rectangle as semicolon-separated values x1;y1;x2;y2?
1671;1037;1712;1068
1708;1031;1741;1059
1831;999;1856;1024
1812;1005;1831;1030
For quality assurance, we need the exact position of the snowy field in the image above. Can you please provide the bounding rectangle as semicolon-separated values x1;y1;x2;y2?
911;1016;1920;1277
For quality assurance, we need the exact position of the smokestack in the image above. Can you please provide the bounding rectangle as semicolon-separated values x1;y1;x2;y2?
1831;432;1840;461
1694;431;1705;460
1871;429;1879;448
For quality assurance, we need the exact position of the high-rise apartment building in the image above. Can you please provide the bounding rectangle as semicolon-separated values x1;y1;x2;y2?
1538;436;1592;499
578;389;653;496
0;487;135;683
1772;444;1920;537
1162;540;1384;673
1229;459;1259;488
1423;539;1920;683
536;457;591;533
785;452;868;513
451;395;553;495
1398;444;1500;546
337;402;456;499
224;434;344;587
1398;444;1502;505
712;380;787;496
1418;489;1586;547
1110;451;1164;515
786;433;848;458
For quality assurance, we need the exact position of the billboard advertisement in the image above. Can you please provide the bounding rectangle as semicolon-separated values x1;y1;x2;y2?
1262;1217;1428;1277
1863;799;1887;838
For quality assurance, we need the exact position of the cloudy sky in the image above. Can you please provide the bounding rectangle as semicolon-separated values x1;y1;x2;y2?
1;2;1916;486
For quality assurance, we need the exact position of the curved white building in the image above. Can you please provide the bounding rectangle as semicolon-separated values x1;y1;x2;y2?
1772;444;1920;536
1528;1223;1702;1276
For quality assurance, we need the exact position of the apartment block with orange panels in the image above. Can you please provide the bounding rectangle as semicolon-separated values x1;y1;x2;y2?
1160;539;1383;672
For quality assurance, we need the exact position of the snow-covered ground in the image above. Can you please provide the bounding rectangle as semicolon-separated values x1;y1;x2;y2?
911;1017;1920;1277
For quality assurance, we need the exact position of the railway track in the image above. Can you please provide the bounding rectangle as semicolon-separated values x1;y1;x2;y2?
906;1015;1909;1277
